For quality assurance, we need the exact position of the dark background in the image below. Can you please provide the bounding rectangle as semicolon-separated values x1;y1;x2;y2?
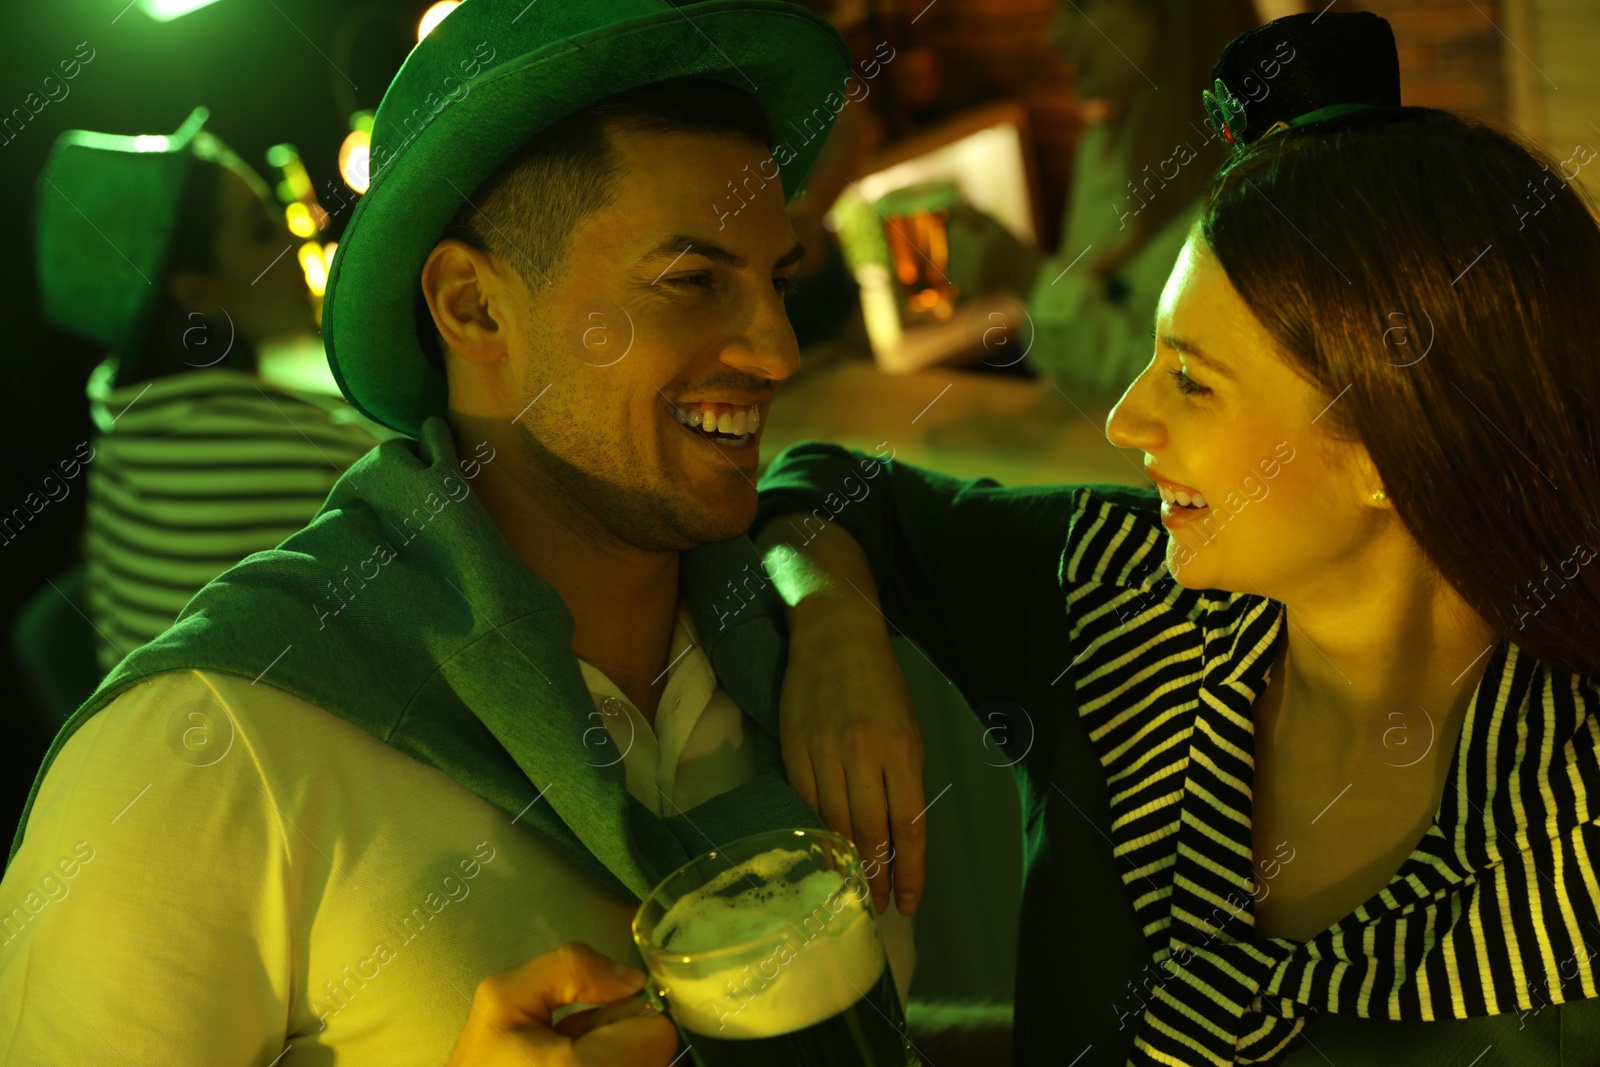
0;0;428;844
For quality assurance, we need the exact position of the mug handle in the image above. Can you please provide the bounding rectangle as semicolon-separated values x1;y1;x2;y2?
566;985;668;1037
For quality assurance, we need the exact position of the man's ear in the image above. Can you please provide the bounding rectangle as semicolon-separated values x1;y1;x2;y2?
421;239;508;367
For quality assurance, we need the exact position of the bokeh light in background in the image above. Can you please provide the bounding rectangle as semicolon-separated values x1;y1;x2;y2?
416;1;460;42
297;241;328;298
266;143;311;201
264;142;338;310
337;113;375;195
285;201;316;238
337;129;370;193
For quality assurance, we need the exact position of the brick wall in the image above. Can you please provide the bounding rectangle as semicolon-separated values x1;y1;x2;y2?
1362;0;1507;118
1506;0;1600;203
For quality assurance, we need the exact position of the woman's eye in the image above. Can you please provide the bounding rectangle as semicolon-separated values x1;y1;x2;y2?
1168;367;1210;397
665;274;714;290
774;274;801;299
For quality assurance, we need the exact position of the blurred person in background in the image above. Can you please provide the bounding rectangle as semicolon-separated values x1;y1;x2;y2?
779;0;914;350
962;0;1259;394
1029;0;1259;396
34;107;383;677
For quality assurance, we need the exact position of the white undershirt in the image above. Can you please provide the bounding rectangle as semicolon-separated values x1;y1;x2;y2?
575;606;757;816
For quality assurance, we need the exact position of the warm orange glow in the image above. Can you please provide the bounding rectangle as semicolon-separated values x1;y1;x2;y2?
337;128;371;194
417;1;459;41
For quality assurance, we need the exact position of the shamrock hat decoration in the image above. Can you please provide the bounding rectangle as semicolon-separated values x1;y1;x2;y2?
1202;77;1249;148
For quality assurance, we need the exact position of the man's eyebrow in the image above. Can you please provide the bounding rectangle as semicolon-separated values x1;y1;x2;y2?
634;234;806;272
1159;333;1236;381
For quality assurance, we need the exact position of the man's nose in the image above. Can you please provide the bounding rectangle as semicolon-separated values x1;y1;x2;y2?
720;293;801;385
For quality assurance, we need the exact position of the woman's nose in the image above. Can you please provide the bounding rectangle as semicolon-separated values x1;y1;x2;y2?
1106;373;1163;452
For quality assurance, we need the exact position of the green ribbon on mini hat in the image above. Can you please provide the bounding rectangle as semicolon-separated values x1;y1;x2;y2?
1203;76;1382;154
1253;102;1383;143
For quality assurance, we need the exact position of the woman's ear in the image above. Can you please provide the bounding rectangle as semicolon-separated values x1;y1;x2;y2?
421;239;507;368
1350;445;1390;509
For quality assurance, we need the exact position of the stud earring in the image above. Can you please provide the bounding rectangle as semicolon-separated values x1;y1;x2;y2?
1372;489;1387;503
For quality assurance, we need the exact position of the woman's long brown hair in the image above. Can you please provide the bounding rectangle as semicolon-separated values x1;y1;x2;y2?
1202;108;1600;677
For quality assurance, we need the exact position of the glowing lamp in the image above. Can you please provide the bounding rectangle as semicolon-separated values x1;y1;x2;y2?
137;0;224;22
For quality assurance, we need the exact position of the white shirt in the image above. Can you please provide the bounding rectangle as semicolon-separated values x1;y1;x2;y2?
576;607;757;816
0;606;914;1064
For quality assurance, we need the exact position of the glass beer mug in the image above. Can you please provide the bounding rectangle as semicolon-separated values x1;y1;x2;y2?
631;827;921;1066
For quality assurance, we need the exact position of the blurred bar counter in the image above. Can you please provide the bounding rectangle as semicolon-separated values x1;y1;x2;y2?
761;340;1148;490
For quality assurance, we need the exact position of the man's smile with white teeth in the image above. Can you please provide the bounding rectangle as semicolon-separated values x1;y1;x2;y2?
667;400;761;440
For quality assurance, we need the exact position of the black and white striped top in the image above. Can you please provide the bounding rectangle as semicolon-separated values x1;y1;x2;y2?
82;361;381;673
1063;489;1600;1066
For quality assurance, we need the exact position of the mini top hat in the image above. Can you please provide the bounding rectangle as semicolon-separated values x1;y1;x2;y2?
1203;10;1401;151
322;0;853;439
35;106;211;356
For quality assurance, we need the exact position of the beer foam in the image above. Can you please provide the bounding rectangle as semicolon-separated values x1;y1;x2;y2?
651;845;888;1039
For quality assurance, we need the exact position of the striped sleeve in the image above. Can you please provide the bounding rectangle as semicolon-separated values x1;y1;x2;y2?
82;370;379;673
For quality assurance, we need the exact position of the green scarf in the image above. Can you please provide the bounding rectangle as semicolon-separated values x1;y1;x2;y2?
6;416;822;899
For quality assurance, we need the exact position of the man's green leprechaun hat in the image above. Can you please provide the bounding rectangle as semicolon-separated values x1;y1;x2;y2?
322;0;852;438
35;106;210;359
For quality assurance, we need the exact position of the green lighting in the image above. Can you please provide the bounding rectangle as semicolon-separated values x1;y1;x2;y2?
137;0;225;23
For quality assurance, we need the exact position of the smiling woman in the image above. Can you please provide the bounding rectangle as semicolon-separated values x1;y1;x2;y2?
755;10;1600;1066
1196;106;1600;678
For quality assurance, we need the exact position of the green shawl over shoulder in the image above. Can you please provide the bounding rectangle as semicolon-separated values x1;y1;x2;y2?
6;416;823;899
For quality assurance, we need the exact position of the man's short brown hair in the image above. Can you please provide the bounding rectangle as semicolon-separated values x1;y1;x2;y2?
418;77;774;371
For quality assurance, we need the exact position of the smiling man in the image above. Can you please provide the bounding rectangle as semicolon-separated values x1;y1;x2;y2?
421;84;809;724
0;2;913;1064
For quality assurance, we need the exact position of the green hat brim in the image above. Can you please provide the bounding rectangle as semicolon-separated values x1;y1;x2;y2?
322;0;853;438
